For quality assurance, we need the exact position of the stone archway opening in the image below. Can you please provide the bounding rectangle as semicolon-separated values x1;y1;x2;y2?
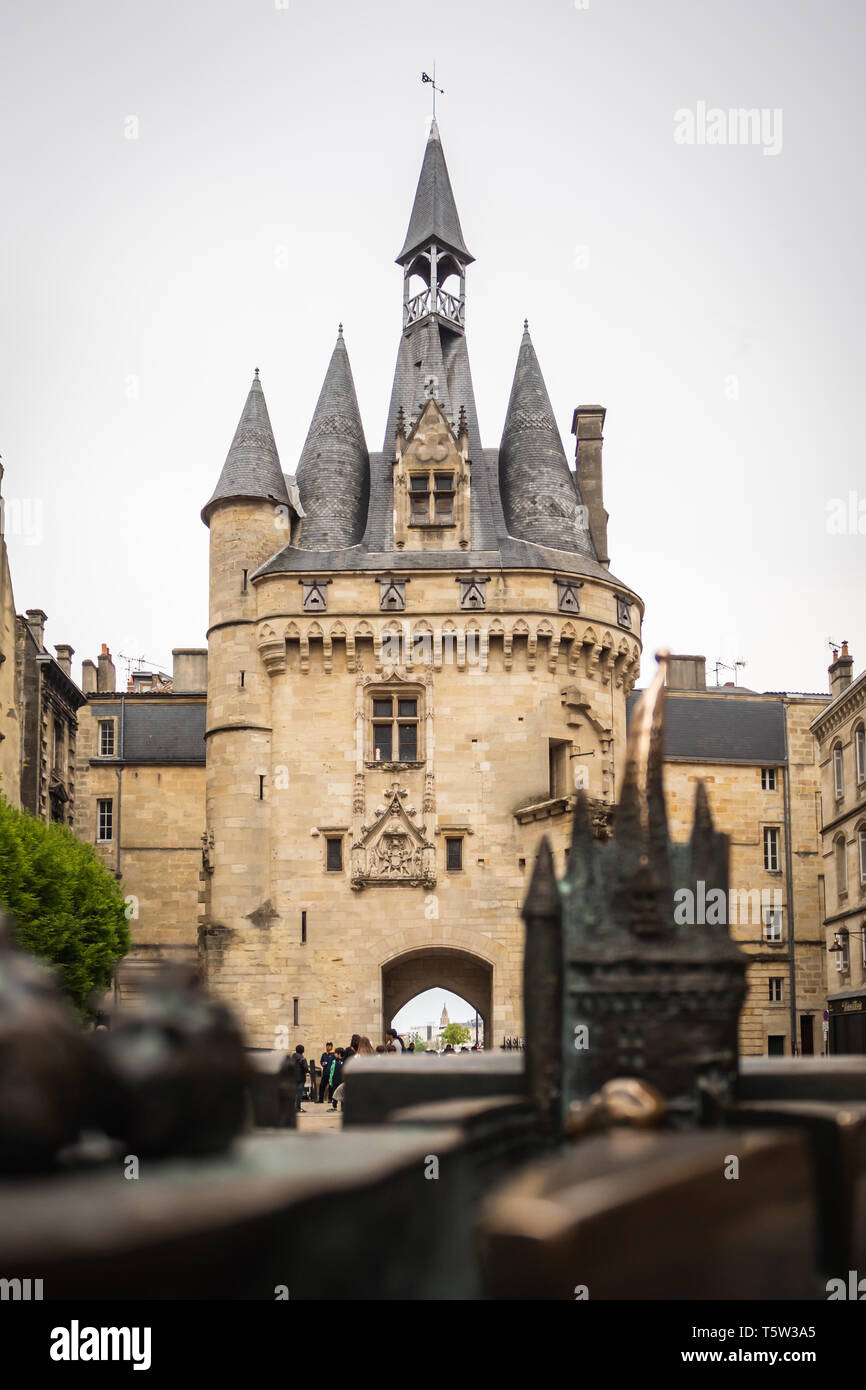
382;947;492;1049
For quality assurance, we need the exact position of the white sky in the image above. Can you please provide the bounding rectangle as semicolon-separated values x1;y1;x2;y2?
393;988;481;1036
2;0;864;694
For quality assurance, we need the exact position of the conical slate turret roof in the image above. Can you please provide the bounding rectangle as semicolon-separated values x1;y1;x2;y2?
294;329;370;551
498;324;597;559
397;119;474;265
202;372;289;524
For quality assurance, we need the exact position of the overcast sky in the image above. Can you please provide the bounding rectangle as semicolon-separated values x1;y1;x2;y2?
2;0;864;696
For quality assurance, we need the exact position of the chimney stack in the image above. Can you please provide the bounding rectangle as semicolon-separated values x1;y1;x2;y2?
24;609;47;649
571;406;609;568
665;654;707;692
54;644;74;677
829;642;854;700
97;643;116;693
81;659;97;694
172;648;208;693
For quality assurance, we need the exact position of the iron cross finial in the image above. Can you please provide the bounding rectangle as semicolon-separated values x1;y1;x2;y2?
421;67;444;120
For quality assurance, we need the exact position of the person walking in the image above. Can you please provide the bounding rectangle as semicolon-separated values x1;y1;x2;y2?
318;1042;334;1103
385;1027;406;1051
326;1048;344;1110
293;1043;308;1113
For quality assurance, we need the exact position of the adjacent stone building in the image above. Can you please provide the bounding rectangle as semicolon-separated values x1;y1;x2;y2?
0;466;21;807
811;643;866;1050
633;656;826;1056
200;121;643;1048
16;609;84;825
75;646;206;1000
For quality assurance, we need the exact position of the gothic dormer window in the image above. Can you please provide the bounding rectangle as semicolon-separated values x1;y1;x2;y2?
301;580;329;613
458;577;487;611
379;579;407;612
410;470;455;526
556;579;582;614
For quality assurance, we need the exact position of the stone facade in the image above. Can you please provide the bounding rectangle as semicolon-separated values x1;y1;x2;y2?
0;469;21;807
15;610;84;825
75;649;206;1001
652;667;826;1057
200;123;643;1050
811;645;866;1034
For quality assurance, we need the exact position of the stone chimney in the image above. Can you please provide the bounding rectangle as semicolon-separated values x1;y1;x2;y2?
97;643;116;694
172;648;208;693
666;654;707;692
54;643;74;677
81;659;97;694
829;642;854;700
571;405;609;568
24;609;47;650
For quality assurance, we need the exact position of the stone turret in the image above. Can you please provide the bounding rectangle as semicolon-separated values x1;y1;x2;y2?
294;329;369;551
499;324;596;558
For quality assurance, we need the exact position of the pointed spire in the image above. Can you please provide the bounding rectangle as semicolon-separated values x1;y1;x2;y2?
295;331;370;551
498;324;597;558
202;371;288;525
397;120;474;265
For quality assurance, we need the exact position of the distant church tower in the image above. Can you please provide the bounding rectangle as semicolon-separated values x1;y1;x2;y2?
440;1002;450;1029
200;121;643;1049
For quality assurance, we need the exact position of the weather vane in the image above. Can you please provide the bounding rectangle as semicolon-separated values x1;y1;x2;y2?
421;67;443;119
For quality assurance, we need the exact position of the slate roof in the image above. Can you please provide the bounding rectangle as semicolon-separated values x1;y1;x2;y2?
627;691;787;763
396;119;474;266
202;373;288;524
92;701;206;763
294;331;370;550
499;324;597;559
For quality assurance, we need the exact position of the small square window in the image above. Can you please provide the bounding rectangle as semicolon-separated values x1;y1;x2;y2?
768;977;783;1002
446;837;463;871
373;699;392;719
326;838;343;872
410;476;429;493
397;698;418;719
761;768;777;791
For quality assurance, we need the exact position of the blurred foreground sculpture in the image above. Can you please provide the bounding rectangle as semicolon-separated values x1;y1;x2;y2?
0;913;89;1172
523;653;748;1133
94;964;250;1157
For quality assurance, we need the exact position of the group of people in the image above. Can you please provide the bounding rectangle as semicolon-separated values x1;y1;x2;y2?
290;1029;409;1113
290;1029;483;1114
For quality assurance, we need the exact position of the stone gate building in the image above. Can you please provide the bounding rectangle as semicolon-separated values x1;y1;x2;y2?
199;121;643;1048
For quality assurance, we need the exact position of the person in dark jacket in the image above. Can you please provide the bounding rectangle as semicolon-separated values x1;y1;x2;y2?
293;1044;308;1113
318;1042;334;1103
385;1028;406;1051
326;1049;344;1109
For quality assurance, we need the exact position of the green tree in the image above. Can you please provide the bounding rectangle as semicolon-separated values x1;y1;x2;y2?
440;1022;471;1048
410;1034;428;1051
0;796;130;1018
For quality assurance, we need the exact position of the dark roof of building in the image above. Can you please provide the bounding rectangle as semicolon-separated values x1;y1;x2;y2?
397;119;473;265
498;324;597;559
91;700;206;763
627;690;787;763
294;330;370;551
202;372;289;523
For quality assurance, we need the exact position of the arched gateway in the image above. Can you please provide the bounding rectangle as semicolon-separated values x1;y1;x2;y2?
382;947;492;1046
